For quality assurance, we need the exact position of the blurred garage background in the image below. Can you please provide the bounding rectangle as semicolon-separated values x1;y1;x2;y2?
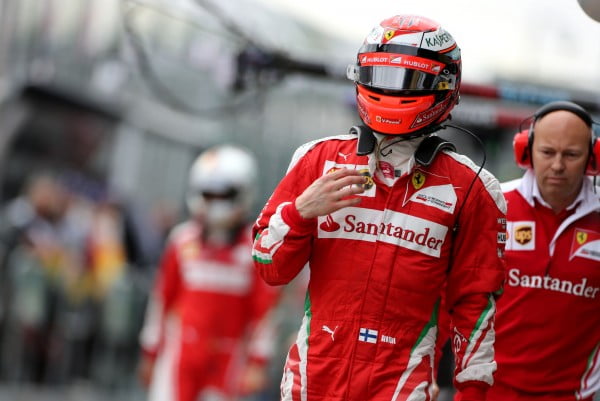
0;0;598;400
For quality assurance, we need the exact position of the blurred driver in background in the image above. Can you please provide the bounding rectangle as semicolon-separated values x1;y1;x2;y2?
138;145;280;401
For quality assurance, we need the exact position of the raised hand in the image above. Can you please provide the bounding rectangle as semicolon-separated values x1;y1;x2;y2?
295;168;367;219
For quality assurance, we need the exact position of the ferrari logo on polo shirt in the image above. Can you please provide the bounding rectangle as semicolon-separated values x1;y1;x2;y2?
412;171;425;189
569;229;600;262
384;30;395;41
576;231;588;245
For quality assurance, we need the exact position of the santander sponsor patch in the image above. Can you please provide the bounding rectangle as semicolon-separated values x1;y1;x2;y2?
409;184;456;213
569;229;600;262
317;207;448;257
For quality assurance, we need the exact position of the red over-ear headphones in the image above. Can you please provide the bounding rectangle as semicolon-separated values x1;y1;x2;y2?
513;100;600;175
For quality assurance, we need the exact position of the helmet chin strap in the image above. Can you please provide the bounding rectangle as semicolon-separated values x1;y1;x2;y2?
351;125;378;156
414;136;456;166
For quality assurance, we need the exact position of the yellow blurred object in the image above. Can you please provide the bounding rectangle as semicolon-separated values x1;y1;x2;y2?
88;204;127;298
238;361;269;396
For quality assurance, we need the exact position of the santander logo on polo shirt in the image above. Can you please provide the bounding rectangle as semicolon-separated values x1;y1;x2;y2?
507;268;600;299
317;207;448;257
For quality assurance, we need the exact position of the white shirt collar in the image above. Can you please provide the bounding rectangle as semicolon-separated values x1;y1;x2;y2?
521;168;591;211
368;134;425;187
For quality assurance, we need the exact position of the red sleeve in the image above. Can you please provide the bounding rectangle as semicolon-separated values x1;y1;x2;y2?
139;240;182;359
252;148;319;285
245;266;282;364
445;174;507;393
156;243;181;312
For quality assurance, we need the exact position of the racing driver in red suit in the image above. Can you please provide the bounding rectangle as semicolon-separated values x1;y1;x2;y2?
252;15;507;401
139;145;280;401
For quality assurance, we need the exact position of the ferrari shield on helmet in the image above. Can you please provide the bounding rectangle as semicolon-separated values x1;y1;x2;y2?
347;15;461;136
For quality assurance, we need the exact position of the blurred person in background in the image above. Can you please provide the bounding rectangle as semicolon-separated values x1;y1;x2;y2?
489;101;600;400
0;167;175;390
138;144;280;401
0;171;95;383
252;14;506;401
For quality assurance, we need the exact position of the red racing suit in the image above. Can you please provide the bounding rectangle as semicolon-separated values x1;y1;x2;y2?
489;170;600;401
252;134;507;400
139;221;279;401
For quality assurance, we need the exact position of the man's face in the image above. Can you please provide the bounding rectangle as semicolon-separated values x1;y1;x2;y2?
531;110;591;210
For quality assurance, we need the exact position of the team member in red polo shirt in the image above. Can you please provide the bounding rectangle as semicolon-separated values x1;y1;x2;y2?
491;101;600;400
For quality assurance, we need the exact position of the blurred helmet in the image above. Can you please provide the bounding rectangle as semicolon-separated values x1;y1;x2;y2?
186;145;258;228
346;15;461;136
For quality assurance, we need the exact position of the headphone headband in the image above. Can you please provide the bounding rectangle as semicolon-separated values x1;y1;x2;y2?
533;100;592;127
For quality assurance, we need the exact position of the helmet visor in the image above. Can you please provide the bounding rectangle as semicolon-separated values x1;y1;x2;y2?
347;52;457;92
347;64;455;92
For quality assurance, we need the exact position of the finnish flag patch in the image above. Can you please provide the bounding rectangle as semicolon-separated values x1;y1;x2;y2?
358;328;378;344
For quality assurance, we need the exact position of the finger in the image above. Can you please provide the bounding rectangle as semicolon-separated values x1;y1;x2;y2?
334;174;369;190
336;185;365;200
328;168;363;180
431;382;440;401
